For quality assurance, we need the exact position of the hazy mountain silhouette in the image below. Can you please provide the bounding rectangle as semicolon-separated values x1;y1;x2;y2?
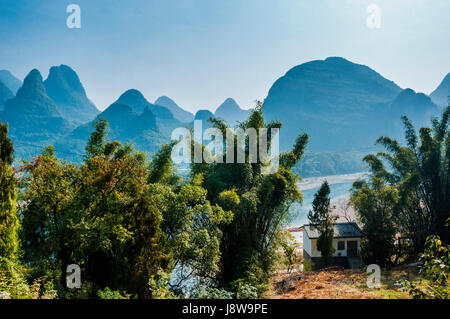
44;65;99;125
116;89;154;114
64;102;158;141
5;69;61;118
99;102;157;134
369;88;440;142
263;57;438;151
155;96;194;123
0;69;74;159
389;88;439;123
115;89;183;136
2;58;444;176
116;89;173;118
194;109;215;121
0;80;14;110
57;91;178;159
214;98;250;127
430;73;450;108
0;70;22;94
191;109;215;130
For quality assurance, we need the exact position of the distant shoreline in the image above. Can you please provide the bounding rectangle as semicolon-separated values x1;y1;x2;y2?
297;172;369;191
288;172;367;230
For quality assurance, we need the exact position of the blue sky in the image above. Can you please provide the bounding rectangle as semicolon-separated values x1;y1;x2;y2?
1;0;449;112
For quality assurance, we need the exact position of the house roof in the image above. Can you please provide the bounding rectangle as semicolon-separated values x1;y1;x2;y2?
303;222;363;239
288;226;304;233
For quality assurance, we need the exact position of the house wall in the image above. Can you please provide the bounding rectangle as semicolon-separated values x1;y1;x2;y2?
304;236;361;258
310;238;320;258
334;239;347;257
302;228;312;257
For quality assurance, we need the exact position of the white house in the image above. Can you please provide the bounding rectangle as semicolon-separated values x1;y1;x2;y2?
303;222;364;269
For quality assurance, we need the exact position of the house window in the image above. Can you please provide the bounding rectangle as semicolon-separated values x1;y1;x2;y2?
337;241;345;250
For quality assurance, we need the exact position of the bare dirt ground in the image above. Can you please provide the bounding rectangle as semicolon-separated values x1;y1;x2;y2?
266;266;419;299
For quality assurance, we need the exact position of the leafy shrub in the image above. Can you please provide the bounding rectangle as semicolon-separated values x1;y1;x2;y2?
190;286;233;299
97;287;131;299
403;235;449;299
148;271;177;299
302;259;315;272
234;281;258;299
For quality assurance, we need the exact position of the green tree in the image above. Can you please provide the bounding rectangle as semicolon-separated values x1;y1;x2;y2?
190;102;308;293
362;106;450;252
84;117;108;159
308;181;336;267
74;138;170;298
20;117;233;298
20;121;172;298
163;181;233;289
147;141;181;185
77;120;229;298
0;121;19;261
0;122;29;298
145;142;233;292
20;146;79;294
351;177;399;266
280;231;297;273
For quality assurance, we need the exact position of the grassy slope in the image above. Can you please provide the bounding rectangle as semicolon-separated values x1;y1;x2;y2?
266;266;422;299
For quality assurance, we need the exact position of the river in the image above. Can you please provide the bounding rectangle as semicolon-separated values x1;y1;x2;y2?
289;172;368;227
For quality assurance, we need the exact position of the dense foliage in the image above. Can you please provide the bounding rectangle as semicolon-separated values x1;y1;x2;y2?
404;232;449;299
189;102;308;293
1;102;448;299
0;122;26;299
350;177;398;266
0;103;308;298
351;105;449;268
359;106;449;252
0;122;19;261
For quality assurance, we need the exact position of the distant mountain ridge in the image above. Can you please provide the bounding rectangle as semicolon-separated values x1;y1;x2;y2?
44;65;99;125
59;101;162;153
5;69;62;118
1;59;446;177
0;81;14;110
388;88;438;122
194;109;215;122
116;89;154;114
263;57;437;151
115;89;183;136
0;70;22;94
154;96;194;123
431;73;450;108
191;109;215;130
214;98;250;127
56;90;179;159
0;69;74;159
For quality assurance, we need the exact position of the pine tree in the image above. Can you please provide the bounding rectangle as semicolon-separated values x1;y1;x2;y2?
308;181;337;267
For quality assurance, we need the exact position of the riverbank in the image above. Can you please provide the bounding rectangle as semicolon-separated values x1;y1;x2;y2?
298;172;369;191
289;172;366;229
